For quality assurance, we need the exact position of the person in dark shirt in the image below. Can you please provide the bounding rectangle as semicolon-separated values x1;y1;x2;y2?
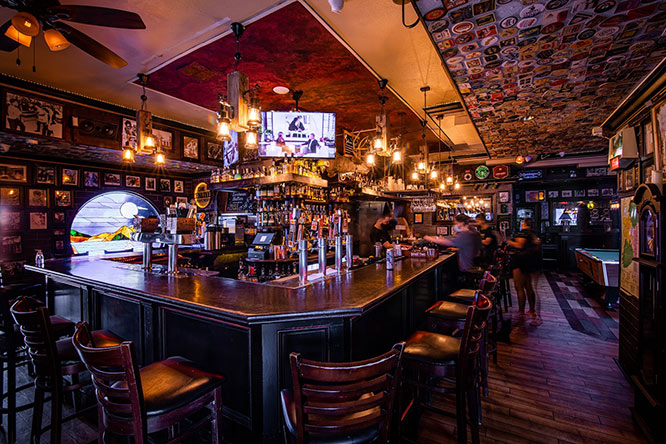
424;214;481;272
370;208;394;250
508;218;542;325
475;213;499;266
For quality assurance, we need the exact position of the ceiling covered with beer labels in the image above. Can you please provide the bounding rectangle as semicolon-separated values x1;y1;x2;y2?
413;0;666;158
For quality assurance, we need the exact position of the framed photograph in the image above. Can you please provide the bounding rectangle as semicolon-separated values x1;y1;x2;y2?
587;189;600;197
2;235;22;254
53;229;66;236
655;100;666;171
126;175;141;188
0;163;27;183
28;189;48;207
163;195;174;208
104;173;121;186
174;180;184;193
414;213;423;224
547;190;559;198
5;91;63;138
61;168;78;186
498;191;510;203
0;211;21;231
645;121;654;155
601;188;614;197
625;168;634;190
35;165;55;184
159;179;171;193
183;135;199;160
122;119;173;152
0;187;20;206
29;212;47;230
207;141;223;161
145;177;156;191
176;196;188;205
436;226;449;236
54;239;64;251
574;189;586;197
561;190;573;197
525;190;542;203
53;211;65;225
153;127;173;152
83;171;99;188
55;190;71;207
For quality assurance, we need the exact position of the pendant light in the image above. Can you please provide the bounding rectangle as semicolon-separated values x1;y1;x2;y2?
122;144;135;163
11;12;39;37
216;94;232;142
246;92;261;128
4;25;32;47
155;149;166;166
430;169;438;179
366;152;376;166
245;128;258;149
392;150;402;163
44;29;70;51
411;171;419;180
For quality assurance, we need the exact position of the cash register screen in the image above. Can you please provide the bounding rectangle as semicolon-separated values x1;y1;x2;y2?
252;232;275;246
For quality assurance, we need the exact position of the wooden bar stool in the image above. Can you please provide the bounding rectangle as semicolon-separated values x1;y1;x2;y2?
10;297;124;444
280;343;405;444
400;296;491;444
72;322;224;444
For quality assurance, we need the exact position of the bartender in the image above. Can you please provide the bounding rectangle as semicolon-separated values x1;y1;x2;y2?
370;208;394;249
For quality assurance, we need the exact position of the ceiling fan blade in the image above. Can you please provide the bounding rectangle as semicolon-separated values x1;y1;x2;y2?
53;22;128;68
0;20;20;52
46;5;145;29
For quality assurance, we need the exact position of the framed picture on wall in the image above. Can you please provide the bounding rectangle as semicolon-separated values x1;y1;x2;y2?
498;191;510;203
645;120;654;155
54;239;65;251
655;100;666;171
587;189;599;197
574;189;586;197
159;179;171;193
0;164;27;183
29;212;47;230
0;187;20;206
174;180;184;193
145;177;156;191
61;168;78;186
35;166;55;184
2;235;22;254
163;196;174;207
126;175;141;188
104;173;121;186
601;188;614;197
414;213;423;224
53;212;65;225
28;189;48;207
436;226;448;236
83;171;99;188
0;211;21;231
5;91;64;139
176;196;188;205
183;135;199;160
547;190;559;198
207;141;223;161
561;190;572;197
55;190;71;207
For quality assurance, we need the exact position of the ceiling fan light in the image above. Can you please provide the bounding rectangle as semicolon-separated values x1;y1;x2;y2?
44;29;70;51
4;25;32;47
11;12;39;37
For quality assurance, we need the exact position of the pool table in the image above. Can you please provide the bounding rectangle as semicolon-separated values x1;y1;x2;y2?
575;248;620;306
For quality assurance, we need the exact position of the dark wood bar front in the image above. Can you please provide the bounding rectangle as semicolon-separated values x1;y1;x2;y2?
26;253;457;443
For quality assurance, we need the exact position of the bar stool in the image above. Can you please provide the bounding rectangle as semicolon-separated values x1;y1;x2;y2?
72;322;225;444
10;297;124;444
280;343;405;444
400;296;491;444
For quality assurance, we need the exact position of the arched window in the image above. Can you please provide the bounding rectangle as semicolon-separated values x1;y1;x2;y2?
70;191;159;256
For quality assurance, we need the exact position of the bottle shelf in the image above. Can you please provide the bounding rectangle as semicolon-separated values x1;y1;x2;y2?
210;173;328;191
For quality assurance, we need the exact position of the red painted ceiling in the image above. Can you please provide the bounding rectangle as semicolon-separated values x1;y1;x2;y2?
145;2;437;153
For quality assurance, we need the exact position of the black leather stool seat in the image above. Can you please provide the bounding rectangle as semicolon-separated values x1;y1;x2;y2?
50;315;75;336
113;356;224;416
404;331;460;365
427;300;469;320
56;330;124;362
280;390;379;444
448;288;477;304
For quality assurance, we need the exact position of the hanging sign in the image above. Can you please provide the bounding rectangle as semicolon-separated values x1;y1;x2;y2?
492;165;509;179
411;197;436;212
194;182;212;209
343;130;357;157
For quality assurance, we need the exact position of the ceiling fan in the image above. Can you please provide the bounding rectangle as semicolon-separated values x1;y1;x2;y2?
0;0;145;68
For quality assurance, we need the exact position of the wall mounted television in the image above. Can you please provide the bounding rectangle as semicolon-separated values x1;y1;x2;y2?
259;111;336;158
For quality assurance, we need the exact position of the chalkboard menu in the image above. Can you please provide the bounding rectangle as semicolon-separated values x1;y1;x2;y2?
225;192;256;213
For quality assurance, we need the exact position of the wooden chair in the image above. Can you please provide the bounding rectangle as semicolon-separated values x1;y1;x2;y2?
401;296;491;444
71;322;224;444
280;343;405;444
10;297;123;444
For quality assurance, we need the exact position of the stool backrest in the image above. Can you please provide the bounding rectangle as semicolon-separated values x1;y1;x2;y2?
480;273;497;293
289;342;405;444
72;322;145;440
10;297;59;379
458;295;491;384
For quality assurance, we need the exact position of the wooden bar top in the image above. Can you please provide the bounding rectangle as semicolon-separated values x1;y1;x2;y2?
27;253;454;324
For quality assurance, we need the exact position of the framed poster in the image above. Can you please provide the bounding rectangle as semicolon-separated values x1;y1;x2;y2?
0;187;20;206
5;91;63;138
55;190;71;207
0;211;21;231
183;135;199;160
620;196;639;297
498;191;510;203
122;118;173;151
145;177;156;191
126;175;141;188
525;190;542;203
207;141;223;162
655;100;666;171
574;189;586;197
414;213;423;224
176;196;188;205
28;189;48;207
83;171;99;188
645;121;654;155
436;225;449;236
601;188;614;197
61;168;78;186
104;173;121;186
547;190;559;198
561;190;572;198
587;189;600;197
29;212;47;230
174;180;184;193
163;195;174;207
53;212;65;225
35;165;55;184
2;235;22;255
0;163;27;183
159;179;171;193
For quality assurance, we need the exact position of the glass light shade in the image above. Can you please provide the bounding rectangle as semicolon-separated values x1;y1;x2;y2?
392;150;402;163
4;25;32;47
217;118;231;142
12;12;39;37
439;183;445;190
44;29;70;51
515;155;524;164
373;134;383;150
411;171;419;180
454;182;461;190
446;176;454;186
155;150;166;166
122;147;135;163
417;161;426;171
144;135;156;149
245;130;258;148
366;153;375;165
247;105;261;127
430;170;438;179
524;155;533;163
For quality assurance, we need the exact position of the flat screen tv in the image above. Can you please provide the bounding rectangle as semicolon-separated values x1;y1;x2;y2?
553;207;578;226
259;111;336;158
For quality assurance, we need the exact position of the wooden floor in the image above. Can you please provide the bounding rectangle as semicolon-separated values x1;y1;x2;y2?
3;273;647;444
415;273;647;444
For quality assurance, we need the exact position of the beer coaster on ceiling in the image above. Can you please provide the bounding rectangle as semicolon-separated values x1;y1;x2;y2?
584;15;605;28
477;25;498;39
539;39;558;50
594;1;616;14
484;45;500;55
468;66;485;74
546;0;570;10
521;4;546;18
447;56;465;65
460;42;480;53
482;36;499;46
630;41;655;52
647;11;666;23
543;9;569;26
517;17;538;29
455;32;476;44
568;12;592;25
551;68;570;76
438;39;455;50
596;27;619;38
500;16;517;29
450;6;473;23
446;0;468;9
541;21;565;34
520;26;542;38
578;29;596;40
424;8;447;21
500;40;518;50
466;51;483;59
497;0;512;4
563;24;583;35
518;36;538;47
600;15;627;27
626;4;657;21
500;27;518;38
466;58;483;68
605;54;626;63
428;20;449;33
502;59;518;67
452;21;475;34
485;54;500;62
537;49;555;58
434;29;452;41
570;58;587;68
441;47;459;57
473;0;495;16
476;13;496;27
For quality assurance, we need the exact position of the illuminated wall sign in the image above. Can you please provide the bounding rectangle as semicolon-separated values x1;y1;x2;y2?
475;165;490;180
519;169;543;180
194;182;212;209
463;170;473;181
492;165;509;179
610;157;620;171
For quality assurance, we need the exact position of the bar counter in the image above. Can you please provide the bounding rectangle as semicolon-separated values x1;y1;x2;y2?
27;253;457;443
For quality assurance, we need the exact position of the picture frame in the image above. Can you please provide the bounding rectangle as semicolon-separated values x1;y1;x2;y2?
601;188;614;197
176;196;188;205
121;118;173;152
0;211;21;231
29;212;47;230
414;213;423;224
61;168;78;186
159;179;171;193
207;141;223;162
436;225;449;236
0;187;20;206
183;135;199;160
645;120;654;155
35;165;55;184
2;235;22;255
655;99;666;171
574;189;586;197
104;173;121;186
55;190;71;207
174;180;184;194
587;189;600;197
547;190;559;198
53;212;65;225
163;195;174;208
498;191;510;203
28;189;48;207
0;163;27;183
83;171;99;188
54;239;65;251
126;175;141;188
145;177;156;191
5;91;64;139
561;190;573;198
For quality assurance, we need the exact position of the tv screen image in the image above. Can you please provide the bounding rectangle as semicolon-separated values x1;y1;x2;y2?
259;111;336;158
223;131;239;167
553;207;578;226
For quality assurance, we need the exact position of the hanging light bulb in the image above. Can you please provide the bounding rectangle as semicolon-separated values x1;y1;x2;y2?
12;12;39;36
122;146;135;163
144;134;156;149
245;129;258;149
439;183;445;190
4;25;32;47
392;150;402;163
154;149;166;166
417;161;426;171
515;155;524;164
430;169;438;179
446;175;454;186
411;171;419;180
366;152;376;166
454;181;461;190
217;116;231;141
44;29;70;51
246;94;261;127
